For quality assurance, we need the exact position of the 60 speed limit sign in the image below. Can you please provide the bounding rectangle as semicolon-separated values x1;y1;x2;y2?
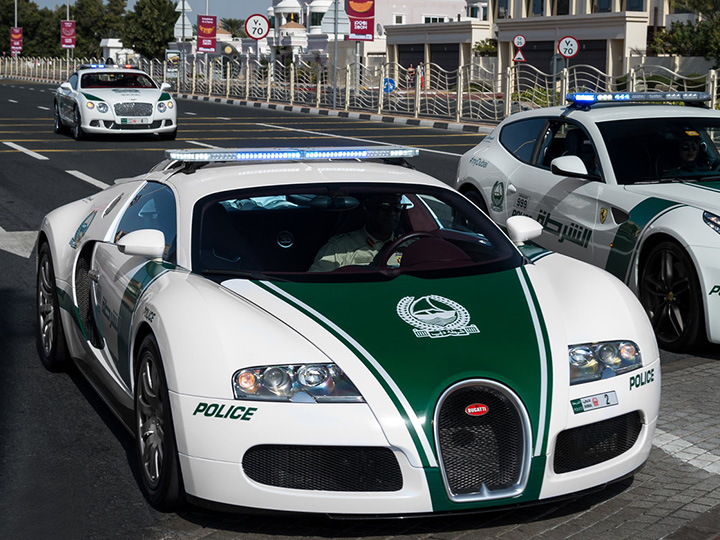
558;36;579;58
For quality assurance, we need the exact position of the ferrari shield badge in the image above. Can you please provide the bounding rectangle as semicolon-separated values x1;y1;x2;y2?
397;295;480;338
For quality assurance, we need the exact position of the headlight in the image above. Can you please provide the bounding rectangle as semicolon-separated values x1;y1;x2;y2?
97;102;108;113
167;101;174;109
704;211;720;234
86;101;95;109
157;102;167;113
568;340;642;385
232;363;364;402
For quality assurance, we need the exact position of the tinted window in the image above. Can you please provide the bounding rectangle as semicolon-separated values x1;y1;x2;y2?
499;118;546;163
81;72;157;89
115;183;177;262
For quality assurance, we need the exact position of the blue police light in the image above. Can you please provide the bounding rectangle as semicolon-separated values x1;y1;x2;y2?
165;146;419;163
567;91;711;106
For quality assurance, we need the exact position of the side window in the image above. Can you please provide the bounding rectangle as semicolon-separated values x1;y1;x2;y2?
68;73;78;90
535;121;598;174
499;118;546;163
115;183;177;262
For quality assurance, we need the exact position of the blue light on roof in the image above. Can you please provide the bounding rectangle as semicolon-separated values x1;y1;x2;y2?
165;146;419;163
566;91;712;105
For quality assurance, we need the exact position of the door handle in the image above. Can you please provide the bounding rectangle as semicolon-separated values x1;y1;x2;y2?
88;269;100;283
507;183;517;194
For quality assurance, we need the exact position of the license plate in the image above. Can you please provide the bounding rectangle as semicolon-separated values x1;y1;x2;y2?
571;391;618;414
120;117;149;125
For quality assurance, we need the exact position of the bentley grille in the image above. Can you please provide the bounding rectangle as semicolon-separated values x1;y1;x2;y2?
113;102;153;116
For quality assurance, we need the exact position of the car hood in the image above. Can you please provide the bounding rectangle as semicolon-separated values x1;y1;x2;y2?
624;180;720;214
79;87;166;102
222;268;553;450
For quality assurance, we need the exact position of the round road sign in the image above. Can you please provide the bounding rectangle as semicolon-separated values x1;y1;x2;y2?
245;14;270;40
513;35;526;48
558;36;579;58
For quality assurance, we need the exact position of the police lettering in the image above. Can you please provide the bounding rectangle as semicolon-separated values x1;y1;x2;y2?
709;285;720;296
193;402;257;421
629;368;654;390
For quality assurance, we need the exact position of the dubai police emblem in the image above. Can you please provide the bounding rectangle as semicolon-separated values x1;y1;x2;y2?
397;295;479;338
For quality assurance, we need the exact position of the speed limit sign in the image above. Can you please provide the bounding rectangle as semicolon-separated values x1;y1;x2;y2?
558;36;579;58
513;35;526;48
245;14;270;40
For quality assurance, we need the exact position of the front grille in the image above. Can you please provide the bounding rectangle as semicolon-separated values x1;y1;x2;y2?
436;382;529;500
113;102;153;116
554;411;642;474
242;445;402;492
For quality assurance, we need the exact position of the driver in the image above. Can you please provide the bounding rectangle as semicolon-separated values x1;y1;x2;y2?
663;131;717;175
309;194;404;272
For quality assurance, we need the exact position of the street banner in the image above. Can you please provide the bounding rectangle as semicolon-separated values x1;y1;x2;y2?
197;15;217;53
10;27;22;55
346;0;374;41
61;20;75;49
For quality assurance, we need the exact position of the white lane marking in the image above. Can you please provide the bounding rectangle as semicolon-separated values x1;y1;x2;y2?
254;123;462;157
38;106;50;111
188;140;220;148
66;170;110;189
218;117;231;120
8;99;18;103
185;112;198;115
655;428;720;474
3;141;49;160
0;225;37;259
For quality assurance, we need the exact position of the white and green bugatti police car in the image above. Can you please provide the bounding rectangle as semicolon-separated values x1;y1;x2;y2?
457;92;720;352
37;146;660;515
54;64;177;141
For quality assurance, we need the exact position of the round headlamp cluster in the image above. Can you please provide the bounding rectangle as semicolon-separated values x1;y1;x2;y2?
568;341;642;385
157;102;167;113
86;101;109;113
232;363;363;402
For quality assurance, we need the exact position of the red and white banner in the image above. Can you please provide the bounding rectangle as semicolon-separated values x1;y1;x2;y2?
61;20;76;49
10;27;22;55
197;15;217;53
346;0;374;41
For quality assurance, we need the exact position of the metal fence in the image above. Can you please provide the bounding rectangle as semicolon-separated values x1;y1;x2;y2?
2;55;718;124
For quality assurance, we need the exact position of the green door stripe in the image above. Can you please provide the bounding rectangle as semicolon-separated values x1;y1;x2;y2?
260;280;438;468
518;266;553;456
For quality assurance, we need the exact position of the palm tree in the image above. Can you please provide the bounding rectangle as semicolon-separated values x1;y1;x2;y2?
221;18;247;38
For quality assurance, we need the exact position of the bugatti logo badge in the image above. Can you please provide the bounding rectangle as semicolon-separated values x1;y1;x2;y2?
600;207;608;224
465;404;489;416
397;295;479;338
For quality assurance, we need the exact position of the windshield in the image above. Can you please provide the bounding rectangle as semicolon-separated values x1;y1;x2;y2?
80;72;157;89
192;183;523;282
598;116;720;184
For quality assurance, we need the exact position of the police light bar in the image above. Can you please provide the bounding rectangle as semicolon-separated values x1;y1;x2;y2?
165;146;420;163
567;91;712;105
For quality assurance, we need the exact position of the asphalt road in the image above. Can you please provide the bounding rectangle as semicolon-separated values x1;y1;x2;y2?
1;78;719;540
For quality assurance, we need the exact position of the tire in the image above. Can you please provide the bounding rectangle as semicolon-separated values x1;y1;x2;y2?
639;240;706;352
159;128;177;141
36;242;69;372
53;103;64;134
72;107;85;140
135;334;185;511
464;188;489;215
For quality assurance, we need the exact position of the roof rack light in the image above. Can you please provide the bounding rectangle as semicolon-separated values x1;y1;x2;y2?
165;146;420;163
567;91;712;105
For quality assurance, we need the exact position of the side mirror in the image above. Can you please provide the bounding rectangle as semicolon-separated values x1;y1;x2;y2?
160;82;171;91
550;155;601;181
117;229;166;259
506;215;543;245
59;82;72;91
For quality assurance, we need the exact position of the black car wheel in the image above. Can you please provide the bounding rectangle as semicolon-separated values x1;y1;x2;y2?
639;240;705;351
36;242;69;371
464;188;489;214
135;334;185;511
72;107;85;140
53;103;64;134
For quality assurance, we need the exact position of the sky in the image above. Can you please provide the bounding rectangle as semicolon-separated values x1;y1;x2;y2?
32;0;273;20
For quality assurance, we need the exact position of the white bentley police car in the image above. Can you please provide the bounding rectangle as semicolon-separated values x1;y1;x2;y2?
457;92;720;352
54;64;177;140
37;146;660;515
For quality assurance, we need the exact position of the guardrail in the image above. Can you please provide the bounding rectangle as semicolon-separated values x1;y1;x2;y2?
2;56;718;123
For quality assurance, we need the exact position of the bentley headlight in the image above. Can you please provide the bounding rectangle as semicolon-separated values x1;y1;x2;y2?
97;102;108;113
568;340;642;385
167;101;174;109
704;211;720;234
157;102;167;113
86;101;95;109
232;363;363;402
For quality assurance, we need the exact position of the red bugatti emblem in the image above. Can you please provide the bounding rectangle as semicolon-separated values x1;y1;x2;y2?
465;403;489;416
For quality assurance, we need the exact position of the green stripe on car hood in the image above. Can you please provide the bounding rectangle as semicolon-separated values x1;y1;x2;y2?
259;268;551;465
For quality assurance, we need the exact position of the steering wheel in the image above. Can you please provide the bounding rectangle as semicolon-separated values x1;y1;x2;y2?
375;231;436;268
